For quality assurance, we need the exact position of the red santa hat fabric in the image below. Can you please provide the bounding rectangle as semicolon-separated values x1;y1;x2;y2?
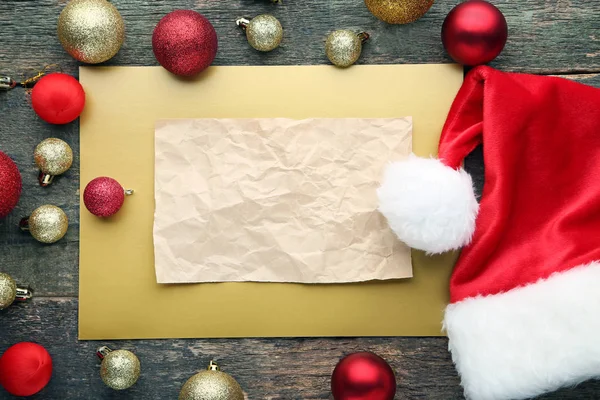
378;66;600;400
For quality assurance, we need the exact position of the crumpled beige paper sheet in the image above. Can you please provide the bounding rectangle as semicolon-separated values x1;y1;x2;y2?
154;117;413;284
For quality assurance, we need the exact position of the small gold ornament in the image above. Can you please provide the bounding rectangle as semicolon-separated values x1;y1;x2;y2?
365;0;435;24
34;138;73;187
97;346;141;390
0;272;33;310
20;205;68;244
58;0;125;64
326;30;369;68
236;15;283;52
179;361;244;400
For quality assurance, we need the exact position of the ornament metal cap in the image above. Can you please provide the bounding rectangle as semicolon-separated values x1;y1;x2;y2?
0;272;33;310
96;345;113;360
39;173;54;187
235;17;250;29
207;361;220;371
0;76;16;90
357;31;370;42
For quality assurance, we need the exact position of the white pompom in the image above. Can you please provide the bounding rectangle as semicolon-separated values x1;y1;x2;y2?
377;154;479;254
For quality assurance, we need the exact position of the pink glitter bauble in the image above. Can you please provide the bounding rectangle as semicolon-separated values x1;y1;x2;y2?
152;10;218;77
83;177;125;217
0;151;22;218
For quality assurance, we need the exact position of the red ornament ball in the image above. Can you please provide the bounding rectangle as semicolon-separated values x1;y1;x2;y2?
31;73;86;124
0;342;53;397
84;177;126;217
152;10;218;77
0;151;22;218
331;352;396;400
442;0;508;66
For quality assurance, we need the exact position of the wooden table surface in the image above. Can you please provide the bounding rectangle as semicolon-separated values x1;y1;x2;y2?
1;1;599;399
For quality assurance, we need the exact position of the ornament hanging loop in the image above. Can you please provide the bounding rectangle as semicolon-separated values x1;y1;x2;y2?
236;17;250;30
96;346;113;360
124;189;134;196
358;32;370;43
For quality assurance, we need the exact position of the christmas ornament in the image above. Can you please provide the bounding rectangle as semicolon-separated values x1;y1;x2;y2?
331;352;396;400
0;342;52;397
34;138;73;186
58;0;125;64
326;30;369;68
236;15;283;52
153;10;218;77
179;361;244;400
84;177;133;217
31;73;86;125
377;66;600;400
441;0;508;66
365;0;434;24
0;273;32;310
20;205;69;244
0;151;21;218
97;346;140;390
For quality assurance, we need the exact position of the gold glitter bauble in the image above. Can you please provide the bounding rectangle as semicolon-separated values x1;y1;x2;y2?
365;0;435;24
34;138;73;176
58;0;125;64
100;350;141;390
179;365;244;400
28;205;68;244
246;14;283;52
326;30;368;68
0;273;17;310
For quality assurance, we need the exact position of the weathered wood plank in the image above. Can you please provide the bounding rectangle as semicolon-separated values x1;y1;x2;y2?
2;299;600;399
0;0;599;79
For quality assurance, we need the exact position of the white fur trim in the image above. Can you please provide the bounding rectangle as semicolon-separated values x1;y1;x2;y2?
377;154;478;254
444;261;600;400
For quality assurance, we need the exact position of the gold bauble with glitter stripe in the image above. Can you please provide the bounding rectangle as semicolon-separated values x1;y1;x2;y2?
365;0;435;24
58;0;125;64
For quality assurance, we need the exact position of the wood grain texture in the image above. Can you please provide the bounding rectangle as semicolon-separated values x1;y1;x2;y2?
2;299;600;400
0;0;600;398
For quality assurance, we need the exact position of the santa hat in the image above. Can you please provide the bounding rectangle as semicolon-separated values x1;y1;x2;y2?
378;66;600;400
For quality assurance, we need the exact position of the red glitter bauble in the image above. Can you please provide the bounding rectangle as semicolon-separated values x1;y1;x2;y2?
0;342;53;397
84;177;125;217
31;73;86;124
442;0;508;66
331;352;396;400
0;151;22;218
152;10;218;77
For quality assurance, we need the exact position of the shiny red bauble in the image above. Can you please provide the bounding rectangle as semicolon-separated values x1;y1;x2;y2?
0;342;53;397
31;73;86;124
84;177;126;217
331;352;396;400
0;151;22;218
442;0;508;66
152;10;218;77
